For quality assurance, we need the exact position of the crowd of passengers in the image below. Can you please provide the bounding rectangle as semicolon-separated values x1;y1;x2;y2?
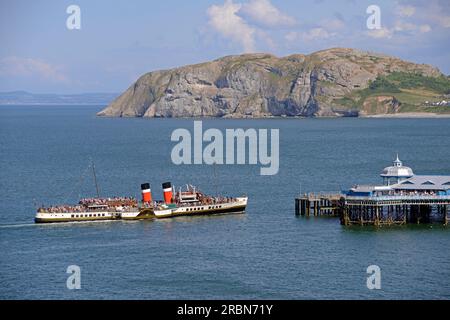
174;193;238;206
79;197;137;206
373;190;438;197
38;197;138;213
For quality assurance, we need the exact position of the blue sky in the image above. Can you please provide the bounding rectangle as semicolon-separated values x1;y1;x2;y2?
1;0;449;93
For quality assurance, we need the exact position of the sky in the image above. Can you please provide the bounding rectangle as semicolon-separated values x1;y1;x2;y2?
0;0;449;94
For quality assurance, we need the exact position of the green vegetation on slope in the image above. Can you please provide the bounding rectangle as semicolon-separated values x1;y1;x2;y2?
333;72;450;113
386;72;450;93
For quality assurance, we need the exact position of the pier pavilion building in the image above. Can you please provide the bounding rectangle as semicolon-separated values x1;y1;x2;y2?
348;155;450;197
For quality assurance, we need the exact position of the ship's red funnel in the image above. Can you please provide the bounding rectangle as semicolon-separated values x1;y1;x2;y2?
141;183;152;203
162;182;173;204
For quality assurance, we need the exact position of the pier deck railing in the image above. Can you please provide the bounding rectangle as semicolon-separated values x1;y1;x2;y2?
296;192;344;200
345;195;450;206
346;195;450;201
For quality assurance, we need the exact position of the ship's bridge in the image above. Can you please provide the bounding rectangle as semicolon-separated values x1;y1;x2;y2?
380;155;414;185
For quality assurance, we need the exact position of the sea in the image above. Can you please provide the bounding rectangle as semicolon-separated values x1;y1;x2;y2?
0;105;449;299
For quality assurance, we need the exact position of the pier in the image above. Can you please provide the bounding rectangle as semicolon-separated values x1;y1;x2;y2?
295;193;342;217
295;193;449;226
295;156;450;226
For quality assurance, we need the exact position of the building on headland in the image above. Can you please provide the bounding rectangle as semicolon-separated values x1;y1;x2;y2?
424;99;450;107
295;155;450;226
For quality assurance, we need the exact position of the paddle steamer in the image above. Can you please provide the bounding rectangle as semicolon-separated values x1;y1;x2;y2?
34;163;247;222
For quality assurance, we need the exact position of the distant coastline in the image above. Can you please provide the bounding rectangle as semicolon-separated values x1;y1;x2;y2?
0;103;109;106
0;91;119;106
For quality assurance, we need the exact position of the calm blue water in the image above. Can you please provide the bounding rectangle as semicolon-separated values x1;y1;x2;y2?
0;105;449;299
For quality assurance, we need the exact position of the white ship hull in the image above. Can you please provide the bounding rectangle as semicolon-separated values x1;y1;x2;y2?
35;211;125;223
154;197;248;218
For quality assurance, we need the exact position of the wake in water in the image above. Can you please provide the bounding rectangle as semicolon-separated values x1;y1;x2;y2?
0;223;37;229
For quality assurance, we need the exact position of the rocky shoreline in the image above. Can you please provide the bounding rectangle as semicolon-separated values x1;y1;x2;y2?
364;112;450;118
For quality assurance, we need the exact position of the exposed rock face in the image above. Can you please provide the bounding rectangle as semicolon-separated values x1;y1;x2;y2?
98;48;442;118
360;96;401;115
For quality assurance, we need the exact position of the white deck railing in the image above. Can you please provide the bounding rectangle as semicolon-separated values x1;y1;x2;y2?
346;195;450;201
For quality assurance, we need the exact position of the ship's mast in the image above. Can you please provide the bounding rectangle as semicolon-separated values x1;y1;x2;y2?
92;161;100;198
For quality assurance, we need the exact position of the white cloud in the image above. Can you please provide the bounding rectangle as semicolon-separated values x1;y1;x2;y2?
397;5;416;17
419;24;432;33
255;29;277;49
394;21;432;33
321;18;345;30
207;0;256;52
285;28;334;42
206;0;296;52
394;21;415;32
367;19;431;40
241;0;296;27
436;15;450;28
396;0;450;28
205;0;446;53
0;56;69;83
367;27;394;39
302;28;333;41
284;31;298;42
